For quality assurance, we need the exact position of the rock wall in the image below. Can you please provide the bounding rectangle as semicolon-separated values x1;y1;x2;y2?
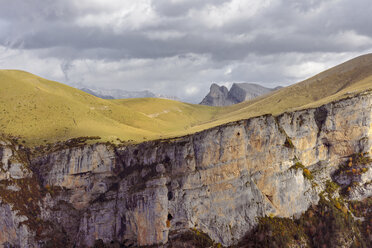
0;93;371;247
200;83;279;106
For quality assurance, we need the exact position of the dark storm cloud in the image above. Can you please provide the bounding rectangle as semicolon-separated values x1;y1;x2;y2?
0;0;371;102
1;0;370;58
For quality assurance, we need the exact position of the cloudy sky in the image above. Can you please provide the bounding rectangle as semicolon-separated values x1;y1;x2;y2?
0;0;372;103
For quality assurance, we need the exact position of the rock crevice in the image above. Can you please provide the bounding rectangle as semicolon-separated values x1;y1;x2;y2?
0;93;371;247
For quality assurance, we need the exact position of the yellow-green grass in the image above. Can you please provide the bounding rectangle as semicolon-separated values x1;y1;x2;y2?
0;70;222;145
199;53;372;128
1;54;372;146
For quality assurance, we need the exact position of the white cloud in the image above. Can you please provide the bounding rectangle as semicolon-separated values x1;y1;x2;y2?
284;61;328;79
190;0;274;28
332;30;372;48
219;81;234;89
74;0;160;32
1;0;372;103
185;86;200;95
224;67;233;75
0;46;64;80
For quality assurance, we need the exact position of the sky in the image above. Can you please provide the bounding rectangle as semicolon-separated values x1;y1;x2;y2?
0;0;372;103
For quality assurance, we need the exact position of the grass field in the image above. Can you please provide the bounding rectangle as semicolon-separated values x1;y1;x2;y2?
1;54;372;146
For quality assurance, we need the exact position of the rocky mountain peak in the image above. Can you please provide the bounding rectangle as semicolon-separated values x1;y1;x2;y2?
199;83;232;106
200;82;281;106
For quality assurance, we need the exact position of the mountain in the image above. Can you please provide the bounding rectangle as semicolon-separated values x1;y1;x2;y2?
0;70;218;146
200;82;282;106
79;87;179;100
1;54;372;146
0;54;372;247
199;83;232;106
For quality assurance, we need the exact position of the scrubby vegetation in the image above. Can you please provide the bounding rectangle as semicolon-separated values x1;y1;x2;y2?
166;229;222;248
2;57;372;147
348;198;372;242
30;136;102;156
91;229;222;248
0;140;71;245
333;153;371;195
237;196;371;248
0;171;68;244
235;216;309;247
1;54;372;247
338;153;371;174
284;136;295;149
290;161;314;180
324;180;340;195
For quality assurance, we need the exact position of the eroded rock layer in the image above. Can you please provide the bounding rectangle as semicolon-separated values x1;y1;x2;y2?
0;92;371;247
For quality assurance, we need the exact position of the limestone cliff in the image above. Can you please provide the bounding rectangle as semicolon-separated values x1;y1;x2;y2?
0;92;371;247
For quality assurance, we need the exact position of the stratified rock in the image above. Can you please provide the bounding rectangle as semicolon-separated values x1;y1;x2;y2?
0;92;371;247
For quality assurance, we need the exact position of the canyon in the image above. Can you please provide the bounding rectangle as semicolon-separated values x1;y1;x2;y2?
1;90;371;247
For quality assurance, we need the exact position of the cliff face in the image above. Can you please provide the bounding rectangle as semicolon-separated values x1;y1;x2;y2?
226;83;277;103
200;83;279;106
0;93;371;247
199;83;232;106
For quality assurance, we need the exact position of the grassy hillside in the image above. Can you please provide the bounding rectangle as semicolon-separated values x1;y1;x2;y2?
1;54;372;146
0;70;221;145
201;53;372;127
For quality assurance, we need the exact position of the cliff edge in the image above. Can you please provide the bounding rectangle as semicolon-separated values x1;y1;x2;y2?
0;91;371;247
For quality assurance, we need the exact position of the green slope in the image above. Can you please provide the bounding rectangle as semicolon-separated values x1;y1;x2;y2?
198;53;372;128
1;54;372;146
0;70;221;145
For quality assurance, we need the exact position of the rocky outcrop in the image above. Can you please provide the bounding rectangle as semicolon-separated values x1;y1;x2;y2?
200;83;232;106
200;83;281;106
0;92;371;247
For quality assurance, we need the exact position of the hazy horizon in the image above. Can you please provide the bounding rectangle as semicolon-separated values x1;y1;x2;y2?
1;0;372;103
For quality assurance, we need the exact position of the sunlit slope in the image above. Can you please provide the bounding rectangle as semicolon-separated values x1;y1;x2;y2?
113;98;220;133
204;53;372;127
0;70;219;145
1;53;372;146
111;54;372;138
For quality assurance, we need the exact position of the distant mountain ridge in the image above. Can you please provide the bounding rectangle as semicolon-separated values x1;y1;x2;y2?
1;53;372;146
200;82;282;106
1;54;372;247
80;87;178;100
